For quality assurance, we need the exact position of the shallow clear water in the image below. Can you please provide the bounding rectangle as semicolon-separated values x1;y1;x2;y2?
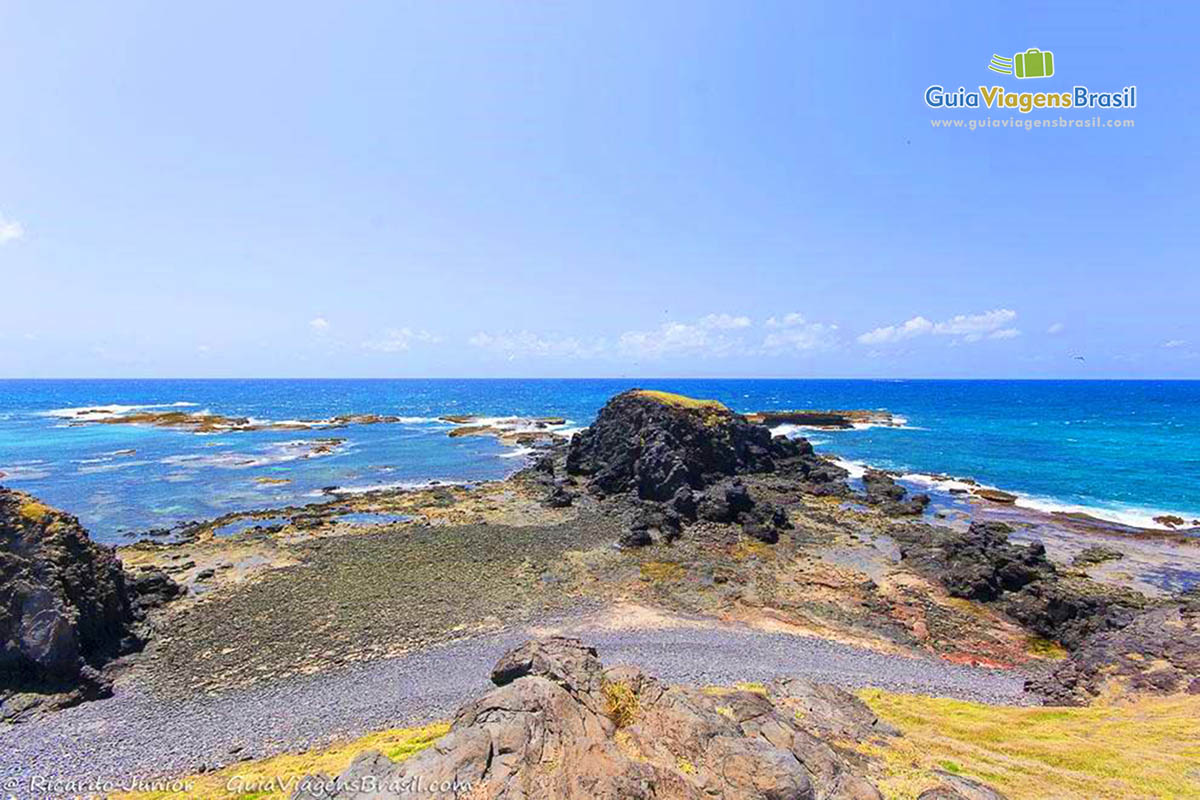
1;379;1197;543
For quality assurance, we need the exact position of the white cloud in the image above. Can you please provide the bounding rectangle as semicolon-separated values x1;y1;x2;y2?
1047;322;1066;334
309;316;330;333
1163;339;1186;349
363;327;440;353
857;316;934;345
468;330;605;359
699;313;751;330
0;214;24;244
761;312;839;352
858;309;1018;345
933;308;1017;336
618;313;752;359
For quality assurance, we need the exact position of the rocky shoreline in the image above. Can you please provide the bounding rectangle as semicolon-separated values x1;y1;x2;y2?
3;388;1199;797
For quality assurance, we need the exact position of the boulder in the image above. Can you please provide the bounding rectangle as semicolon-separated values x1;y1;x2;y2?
295;636;953;800
918;772;1008;800
1;488;139;717
542;483;574;508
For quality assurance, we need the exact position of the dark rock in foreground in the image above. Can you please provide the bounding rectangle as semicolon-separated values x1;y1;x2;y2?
295;636;999;800
0;487;180;721
1028;604;1200;704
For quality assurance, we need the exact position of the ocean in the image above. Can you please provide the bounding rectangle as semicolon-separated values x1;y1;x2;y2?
1;379;1197;545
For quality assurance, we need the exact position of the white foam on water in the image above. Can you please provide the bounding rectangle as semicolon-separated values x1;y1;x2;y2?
40;402;198;421
326;478;472;495
896;471;1198;531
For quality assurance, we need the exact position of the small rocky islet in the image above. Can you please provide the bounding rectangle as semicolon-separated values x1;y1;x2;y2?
2;389;1199;798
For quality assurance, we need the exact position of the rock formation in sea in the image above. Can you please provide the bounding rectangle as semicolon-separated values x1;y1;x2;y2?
293;636;1004;800
561;390;848;545
0;487;180;720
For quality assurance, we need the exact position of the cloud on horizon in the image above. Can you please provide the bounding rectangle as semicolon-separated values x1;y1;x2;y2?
362;327;441;353
468;330;606;359
0;213;24;244
858;309;1019;345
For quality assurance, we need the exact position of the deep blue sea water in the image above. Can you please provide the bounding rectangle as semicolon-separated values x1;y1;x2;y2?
1;379;1197;544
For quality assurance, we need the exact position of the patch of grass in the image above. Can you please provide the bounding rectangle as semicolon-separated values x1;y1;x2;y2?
604;680;640;728
17;498;52;522
731;539;775;561
856;690;1200;800
640;560;685;582
677;757;697;774
633;390;729;412
733;681;768;695
1026;635;1069;660
112;723;449;800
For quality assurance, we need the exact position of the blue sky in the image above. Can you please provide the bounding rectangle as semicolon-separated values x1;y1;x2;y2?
0;1;1196;378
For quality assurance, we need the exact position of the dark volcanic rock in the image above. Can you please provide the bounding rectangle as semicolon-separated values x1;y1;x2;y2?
891;521;1145;650
294;635;977;800
863;470;906;504
1071;545;1124;567
861;470;930;516
566;390;838;501
130;569;184;613
893;522;1053;602
542;483;574;508
1;488;139;718
621;504;683;548
1027;604;1200;705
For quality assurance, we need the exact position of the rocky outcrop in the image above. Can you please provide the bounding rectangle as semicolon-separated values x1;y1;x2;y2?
566;391;788;501
0;488;180;720
295;636;994;800
861;471;930;516
1;488;136;715
564;391;847;546
1027;604;1200;704
891;521;1145;650
744;410;899;430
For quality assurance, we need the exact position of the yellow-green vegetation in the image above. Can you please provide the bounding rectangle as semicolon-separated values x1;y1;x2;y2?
603;680;640;728
640;560;686;582
857;690;1200;800
1025;635;1069;660
676;757;697;774
731;538;775;561
17;498;53;522
112;723;448;800
701;682;767;697
633;389;729;412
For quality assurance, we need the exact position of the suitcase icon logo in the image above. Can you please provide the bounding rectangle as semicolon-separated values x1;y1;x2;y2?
988;48;1055;79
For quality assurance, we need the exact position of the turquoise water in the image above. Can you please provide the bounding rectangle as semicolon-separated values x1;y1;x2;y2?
1;379;1197;543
